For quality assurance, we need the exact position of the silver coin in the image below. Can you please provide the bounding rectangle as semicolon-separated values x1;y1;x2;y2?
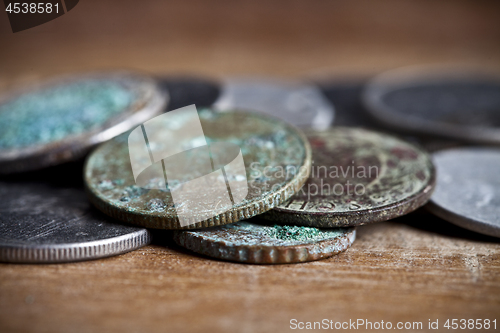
0;181;151;263
214;77;334;130
362;65;500;144
427;148;500;238
0;71;168;174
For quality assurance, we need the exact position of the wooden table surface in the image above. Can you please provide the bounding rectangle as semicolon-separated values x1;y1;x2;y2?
1;1;500;332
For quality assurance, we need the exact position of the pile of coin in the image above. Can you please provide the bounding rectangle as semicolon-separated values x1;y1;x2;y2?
1;66;498;264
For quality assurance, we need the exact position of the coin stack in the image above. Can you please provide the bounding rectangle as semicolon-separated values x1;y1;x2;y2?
0;66;498;265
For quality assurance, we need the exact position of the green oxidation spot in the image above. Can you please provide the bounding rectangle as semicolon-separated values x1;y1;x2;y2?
262;225;324;241
120;185;149;202
0;80;134;149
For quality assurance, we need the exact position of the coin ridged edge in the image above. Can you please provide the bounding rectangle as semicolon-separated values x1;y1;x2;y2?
0;71;169;174
0;229;151;264
173;227;355;264
85;132;312;229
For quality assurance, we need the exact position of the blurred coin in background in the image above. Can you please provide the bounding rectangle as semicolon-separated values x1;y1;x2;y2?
0;71;168;174
214;78;335;130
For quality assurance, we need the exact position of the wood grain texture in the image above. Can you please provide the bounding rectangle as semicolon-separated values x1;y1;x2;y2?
1;0;500;332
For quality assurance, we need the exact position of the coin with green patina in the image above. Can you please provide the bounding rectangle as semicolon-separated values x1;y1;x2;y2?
263;127;435;227
0;71;168;173
173;219;355;264
84;109;311;229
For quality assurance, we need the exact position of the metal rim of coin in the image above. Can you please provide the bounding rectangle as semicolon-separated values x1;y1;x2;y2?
0;71;168;174
426;148;500;238
0;182;151;264
263;127;436;227
84;109;312;230
362;65;500;144
213;77;335;130
173;220;356;264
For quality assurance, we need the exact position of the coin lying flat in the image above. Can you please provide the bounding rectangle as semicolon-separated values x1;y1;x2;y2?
363;65;500;144
0;181;150;263
85;108;311;229
427;148;500;238
174;220;355;264
0;71;168;174
214;78;334;130
263;127;435;227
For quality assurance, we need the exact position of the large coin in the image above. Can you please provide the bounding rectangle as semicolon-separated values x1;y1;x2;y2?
84;108;311;229
362;65;500;144
0;71;168;174
173;219;355;264
0;181;150;263
427;148;500;238
214;78;334;130
263;127;435;227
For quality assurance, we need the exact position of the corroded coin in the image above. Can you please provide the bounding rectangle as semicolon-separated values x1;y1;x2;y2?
0;71;168;174
427;148;500;238
173;220;355;264
363;65;500;144
84;109;311;229
0;181;150;263
263;127;435;227
214;78;334;130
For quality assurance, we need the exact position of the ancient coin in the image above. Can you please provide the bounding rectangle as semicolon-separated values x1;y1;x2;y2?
84;108;311;229
173;219;355;264
427;148;500;238
214;78;334;130
0;71;168;174
362;65;500;144
263;127;435;227
0;181;150;263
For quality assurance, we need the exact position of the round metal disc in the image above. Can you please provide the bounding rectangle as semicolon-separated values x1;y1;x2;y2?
214;78;334;130
0;71;168;174
362;65;500;144
263;127;435;227
0;181;151;263
427;148;500;238
174;219;355;264
84;109;311;229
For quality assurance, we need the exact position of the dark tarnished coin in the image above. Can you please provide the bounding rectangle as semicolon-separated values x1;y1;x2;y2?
427;148;500;238
263;127;435;227
0;71;168;174
363;65;500;144
214;78;334;130
0;181;150;263
173;219;355;264
84;109;311;229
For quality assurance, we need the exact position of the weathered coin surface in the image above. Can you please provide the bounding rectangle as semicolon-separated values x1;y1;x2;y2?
263;127;435;227
173;220;355;264
85;109;311;229
214;78;334;130
363;65;500;144
427;148;500;238
0;71;168;174
0;181;150;263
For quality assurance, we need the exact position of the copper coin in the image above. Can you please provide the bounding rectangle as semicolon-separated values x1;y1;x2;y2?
0;71;168;174
363;65;500;144
84;109;311;229
263;127;435;227
173;219;355;264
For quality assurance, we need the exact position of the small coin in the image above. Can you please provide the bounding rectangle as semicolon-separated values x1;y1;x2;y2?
0;71;168;174
427;148;500;238
362;65;500;144
85;109;311;229
263;127;436;227
173;219;355;264
214;78;334;130
0;181;150;263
